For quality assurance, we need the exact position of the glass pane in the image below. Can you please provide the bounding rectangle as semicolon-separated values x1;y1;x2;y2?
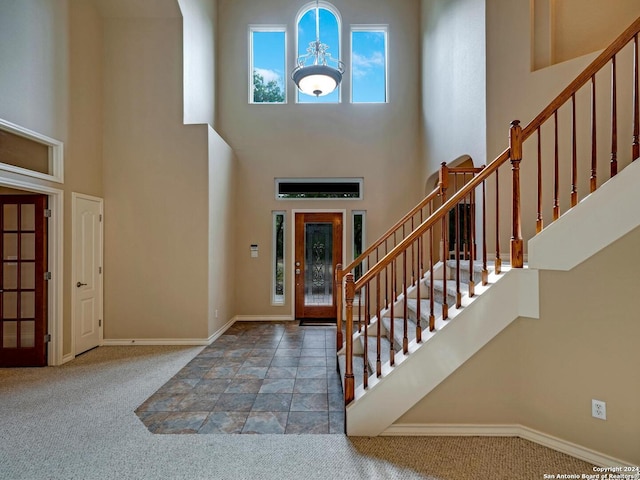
3;204;18;230
3;233;18;260
251;30;286;104
2;321;17;348
353;213;364;281
304;222;333;306
20;321;35;348
3;262;17;289
352;30;387;103
21;292;35;318
3;292;17;319
20;233;35;260
273;212;285;304
20;262;35;289
297;8;340;103
21;204;35;231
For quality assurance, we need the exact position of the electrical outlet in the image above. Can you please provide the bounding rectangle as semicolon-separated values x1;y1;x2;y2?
592;399;606;420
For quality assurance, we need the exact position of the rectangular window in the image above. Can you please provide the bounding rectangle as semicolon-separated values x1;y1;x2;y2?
272;211;285;305
352;211;366;281
276;178;363;200
351;27;388;103
250;27;286;104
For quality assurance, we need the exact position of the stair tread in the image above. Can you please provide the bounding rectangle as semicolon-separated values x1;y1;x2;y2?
406;298;444;319
381;315;419;346
429;279;470;295
358;332;391;371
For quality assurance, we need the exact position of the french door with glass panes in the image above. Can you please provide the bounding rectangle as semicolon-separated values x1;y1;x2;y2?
294;212;343;320
0;195;48;367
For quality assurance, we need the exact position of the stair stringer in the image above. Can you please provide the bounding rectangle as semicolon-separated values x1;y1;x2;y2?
345;267;539;437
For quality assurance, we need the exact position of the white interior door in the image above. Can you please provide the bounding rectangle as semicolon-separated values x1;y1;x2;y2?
73;194;103;355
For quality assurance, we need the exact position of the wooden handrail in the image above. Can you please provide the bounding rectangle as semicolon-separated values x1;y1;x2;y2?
522;16;640;141
354;149;511;290
340;186;442;277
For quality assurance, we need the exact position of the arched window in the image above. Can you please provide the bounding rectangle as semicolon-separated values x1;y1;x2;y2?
296;2;342;103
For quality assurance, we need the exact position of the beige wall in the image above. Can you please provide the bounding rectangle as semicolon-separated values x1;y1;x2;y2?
208;127;236;335
533;0;640;69
102;15;212;340
399;225;640;465
420;0;487;184
217;0;423;317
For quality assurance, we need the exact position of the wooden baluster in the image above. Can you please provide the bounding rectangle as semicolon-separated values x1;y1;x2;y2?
454;176;461;308
335;264;343;351
363;283;369;389
441;188;449;319
390;259;395;366
343;273;355;404
611;55;618;177
537;127;543;233
571;94;578;207
495;169;501;274
633;34;639;161
411;217;415;286
509;120;524;268
553;111;560;221
428;203;436;331
375;273;381;378
591;75;598;193
357;282;362;333
383;241;388;306
468;187;476;297
402;250;408;354
416;236;422;343
481;177;488;285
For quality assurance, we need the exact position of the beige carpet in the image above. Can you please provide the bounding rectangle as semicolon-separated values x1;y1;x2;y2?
0;345;598;480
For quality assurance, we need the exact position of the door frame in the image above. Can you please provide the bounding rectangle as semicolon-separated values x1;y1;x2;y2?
71;192;104;356
0;176;63;366
290;209;346;320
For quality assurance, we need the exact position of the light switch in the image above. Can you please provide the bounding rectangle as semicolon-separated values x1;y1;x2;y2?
250;244;258;258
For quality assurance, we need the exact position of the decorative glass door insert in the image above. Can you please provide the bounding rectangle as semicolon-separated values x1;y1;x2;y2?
295;213;342;320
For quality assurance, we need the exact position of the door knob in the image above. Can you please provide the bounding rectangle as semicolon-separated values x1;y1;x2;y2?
76;282;87;288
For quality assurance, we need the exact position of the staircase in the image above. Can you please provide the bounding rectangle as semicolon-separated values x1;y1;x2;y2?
336;16;640;436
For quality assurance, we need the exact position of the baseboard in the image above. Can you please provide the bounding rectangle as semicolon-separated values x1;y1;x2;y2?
233;315;294;322
102;338;212;346
61;353;75;364
382;423;637;468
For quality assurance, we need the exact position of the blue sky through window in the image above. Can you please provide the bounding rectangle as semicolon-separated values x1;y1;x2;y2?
352;30;387;103
297;7;340;103
251;29;286;103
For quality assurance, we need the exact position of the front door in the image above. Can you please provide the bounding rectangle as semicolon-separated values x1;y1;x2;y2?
294;212;343;320
0;195;48;367
73;194;103;356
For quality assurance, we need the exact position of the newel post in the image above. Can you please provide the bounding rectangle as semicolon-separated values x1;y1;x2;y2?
344;273;355;405
335;264;343;351
509;120;524;268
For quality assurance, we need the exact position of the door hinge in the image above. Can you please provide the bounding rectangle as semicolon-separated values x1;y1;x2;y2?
99;214;103;222
44;272;52;281
44;209;52;218
99;319;102;327
44;334;51;343
99;266;102;274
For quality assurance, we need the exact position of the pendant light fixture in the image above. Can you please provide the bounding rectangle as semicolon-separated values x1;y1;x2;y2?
292;1;344;97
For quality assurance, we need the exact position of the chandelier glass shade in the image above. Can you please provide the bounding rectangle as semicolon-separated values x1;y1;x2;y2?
292;2;344;97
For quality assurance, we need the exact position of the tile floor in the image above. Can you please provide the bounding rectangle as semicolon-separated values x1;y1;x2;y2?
135;321;345;434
